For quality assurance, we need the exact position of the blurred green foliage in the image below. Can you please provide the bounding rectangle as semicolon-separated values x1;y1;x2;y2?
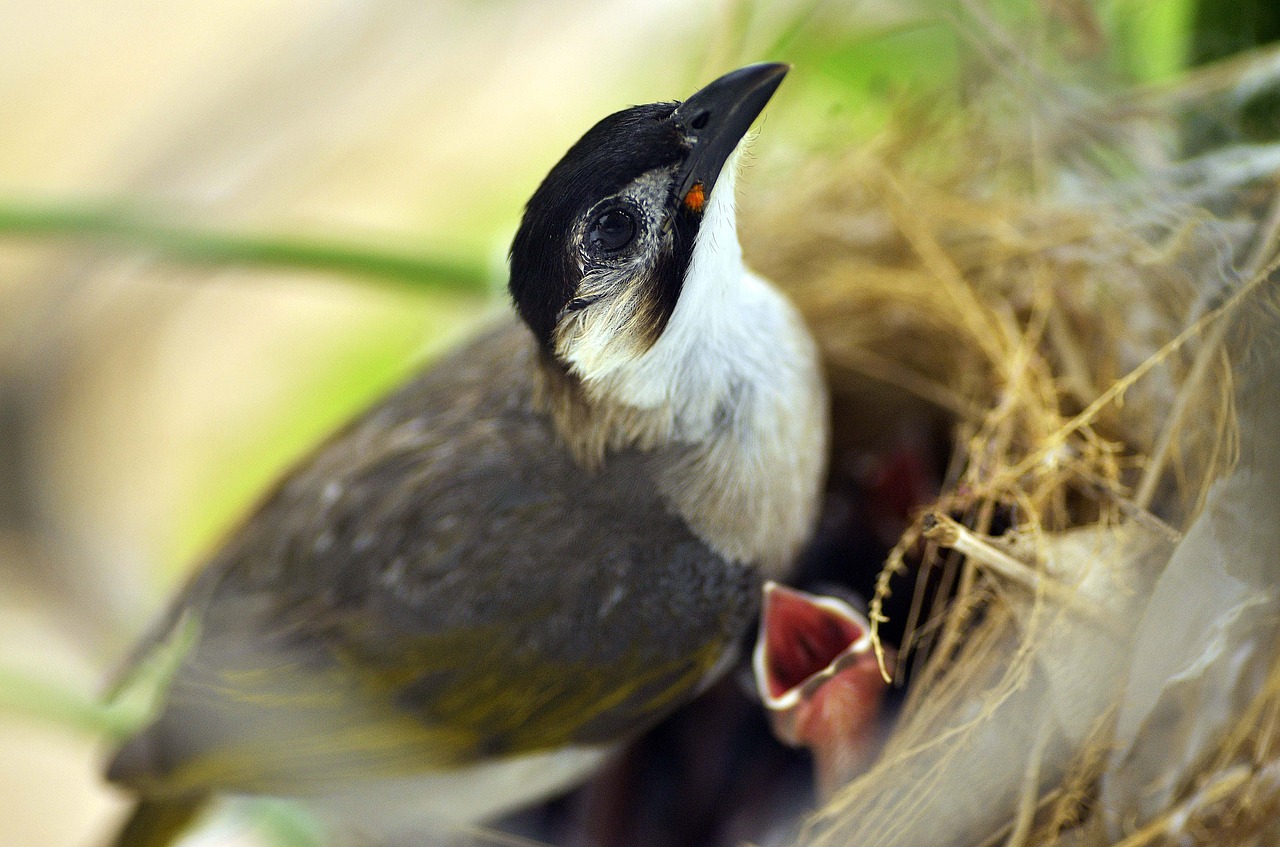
779;20;962;139
1104;0;1195;82
1188;0;1280;65
0;202;492;295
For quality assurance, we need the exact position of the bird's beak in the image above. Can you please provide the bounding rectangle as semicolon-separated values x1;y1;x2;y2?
753;581;890;796
672;62;789;211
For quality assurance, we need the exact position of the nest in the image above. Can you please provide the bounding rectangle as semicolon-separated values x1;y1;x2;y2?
740;32;1280;847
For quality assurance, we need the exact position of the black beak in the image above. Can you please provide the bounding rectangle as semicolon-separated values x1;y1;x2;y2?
671;62;789;209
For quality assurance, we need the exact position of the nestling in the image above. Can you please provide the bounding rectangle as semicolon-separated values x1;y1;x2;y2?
103;62;828;846
754;582;890;797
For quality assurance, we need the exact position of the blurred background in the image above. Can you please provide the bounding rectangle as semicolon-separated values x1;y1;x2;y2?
1;1;1275;845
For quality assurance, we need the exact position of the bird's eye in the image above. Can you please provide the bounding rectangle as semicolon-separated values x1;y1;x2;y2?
588;208;637;255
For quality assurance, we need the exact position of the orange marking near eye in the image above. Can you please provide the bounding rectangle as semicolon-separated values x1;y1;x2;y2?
683;182;706;212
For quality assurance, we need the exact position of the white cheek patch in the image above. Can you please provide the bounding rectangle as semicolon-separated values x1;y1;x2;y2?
554;265;660;385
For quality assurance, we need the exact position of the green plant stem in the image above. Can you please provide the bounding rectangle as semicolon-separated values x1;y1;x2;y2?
0;665;142;740
0;201;494;295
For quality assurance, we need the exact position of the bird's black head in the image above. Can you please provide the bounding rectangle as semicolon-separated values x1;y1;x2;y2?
509;63;788;369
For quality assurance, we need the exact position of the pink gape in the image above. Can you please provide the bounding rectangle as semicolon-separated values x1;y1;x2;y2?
753;582;891;797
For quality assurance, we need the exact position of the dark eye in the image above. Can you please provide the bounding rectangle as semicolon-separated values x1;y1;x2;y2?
588;208;637;254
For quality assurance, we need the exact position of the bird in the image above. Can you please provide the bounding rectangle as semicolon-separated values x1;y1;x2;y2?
753;582;890;798
102;62;829;847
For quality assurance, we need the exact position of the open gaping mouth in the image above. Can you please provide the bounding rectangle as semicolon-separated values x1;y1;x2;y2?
753;581;873;710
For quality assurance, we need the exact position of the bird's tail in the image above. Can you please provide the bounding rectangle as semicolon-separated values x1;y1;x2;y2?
108;796;208;847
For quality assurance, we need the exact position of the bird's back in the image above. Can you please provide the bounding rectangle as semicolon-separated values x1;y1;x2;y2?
107;317;759;803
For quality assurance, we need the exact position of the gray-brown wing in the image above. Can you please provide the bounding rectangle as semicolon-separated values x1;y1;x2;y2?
108;318;758;797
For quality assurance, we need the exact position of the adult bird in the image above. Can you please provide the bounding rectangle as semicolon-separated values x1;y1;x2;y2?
104;62;828;846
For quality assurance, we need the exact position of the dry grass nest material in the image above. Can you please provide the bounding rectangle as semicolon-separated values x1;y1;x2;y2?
740;43;1280;847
